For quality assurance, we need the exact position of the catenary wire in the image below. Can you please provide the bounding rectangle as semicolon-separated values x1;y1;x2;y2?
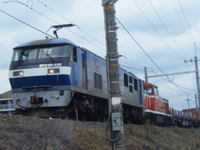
177;0;196;42
115;16;190;96
4;0;106;52
177;0;197;58
1;2;191;97
36;0;105;46
0;9;54;38
150;68;196;93
3;0;144;73
4;0;58;24
130;0;185;63
149;0;187;59
120;64;143;73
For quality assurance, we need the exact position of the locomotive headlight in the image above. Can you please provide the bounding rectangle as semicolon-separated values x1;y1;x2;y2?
48;68;60;74
13;71;24;76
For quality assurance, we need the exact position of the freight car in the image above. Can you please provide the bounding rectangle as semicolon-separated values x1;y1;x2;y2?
9;38;144;123
171;109;196;127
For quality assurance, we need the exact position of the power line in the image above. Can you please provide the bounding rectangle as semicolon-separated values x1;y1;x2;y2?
4;0;58;24
120;64;143;73
68;29;106;51
130;0;185;63
115;16;190;96
150;69;193;96
36;0;105;46
116;17;165;74
4;0;106;52
120;54;143;70
149;0;187;59
36;0;71;22
149;68;196;92
177;0;196;42
0;9;54;38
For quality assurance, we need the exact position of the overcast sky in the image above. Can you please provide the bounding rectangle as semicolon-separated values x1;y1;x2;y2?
0;0;200;110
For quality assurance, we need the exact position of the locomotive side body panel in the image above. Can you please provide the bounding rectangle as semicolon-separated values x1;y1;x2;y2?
120;70;144;108
72;48;108;99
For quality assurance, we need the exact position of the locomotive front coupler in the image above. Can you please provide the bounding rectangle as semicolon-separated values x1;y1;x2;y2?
30;96;44;105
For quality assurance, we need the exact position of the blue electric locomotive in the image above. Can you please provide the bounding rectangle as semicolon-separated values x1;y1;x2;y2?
9;38;144;122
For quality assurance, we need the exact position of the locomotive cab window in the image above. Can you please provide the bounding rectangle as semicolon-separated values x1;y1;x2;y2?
12;45;72;62
129;76;133;83
124;73;128;87
72;46;77;62
129;85;133;93
94;73;102;89
153;87;159;96
38;45;72;59
134;78;138;91
12;49;37;61
144;86;154;95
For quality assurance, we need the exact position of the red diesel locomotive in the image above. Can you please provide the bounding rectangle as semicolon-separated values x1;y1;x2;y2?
143;82;172;125
143;82;200;127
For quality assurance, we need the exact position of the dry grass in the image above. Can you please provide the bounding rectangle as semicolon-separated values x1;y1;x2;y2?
0;114;200;150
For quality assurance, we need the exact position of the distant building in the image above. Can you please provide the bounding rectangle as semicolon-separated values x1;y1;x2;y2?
0;98;15;115
182;108;200;120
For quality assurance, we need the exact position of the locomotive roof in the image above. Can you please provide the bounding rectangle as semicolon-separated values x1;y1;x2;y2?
144;82;158;88
14;38;74;49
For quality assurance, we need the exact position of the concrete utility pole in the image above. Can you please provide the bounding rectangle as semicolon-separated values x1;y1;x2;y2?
194;56;200;111
185;98;191;109
102;0;125;150
184;47;200;112
195;94;199;112
144;67;148;82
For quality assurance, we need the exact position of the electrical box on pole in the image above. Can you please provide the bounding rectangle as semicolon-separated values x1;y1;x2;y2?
102;0;125;150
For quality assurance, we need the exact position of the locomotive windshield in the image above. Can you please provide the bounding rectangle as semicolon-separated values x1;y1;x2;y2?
144;86;154;95
12;45;72;62
144;85;159;96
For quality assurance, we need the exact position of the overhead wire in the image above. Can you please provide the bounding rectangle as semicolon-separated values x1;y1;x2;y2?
36;0;105;46
4;0;106;52
148;0;187;59
2;0;145;73
115;16;190;96
4;0;58;24
150;68;196;94
177;0;197;59
36;0;147;71
1;0;193;98
119;54;144;70
177;0;196;42
120;64;143;73
0;9;54;38
130;0;185;63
